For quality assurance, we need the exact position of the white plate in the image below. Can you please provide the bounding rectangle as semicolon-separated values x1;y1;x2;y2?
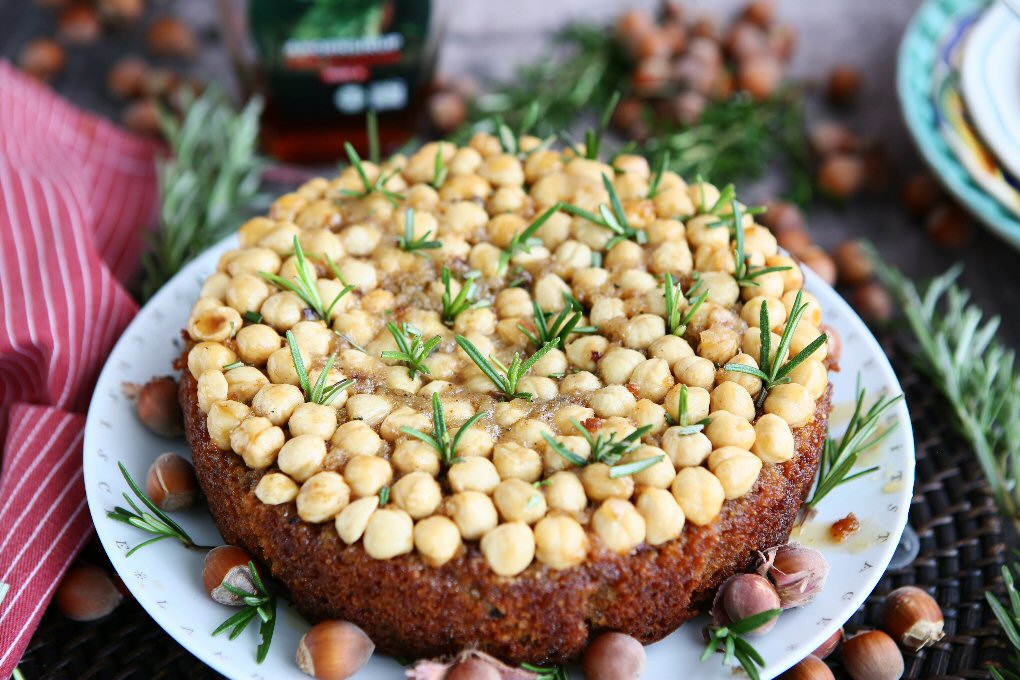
84;235;914;680
961;2;1020;179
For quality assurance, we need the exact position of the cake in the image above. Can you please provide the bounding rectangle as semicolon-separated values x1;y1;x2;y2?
179;135;832;665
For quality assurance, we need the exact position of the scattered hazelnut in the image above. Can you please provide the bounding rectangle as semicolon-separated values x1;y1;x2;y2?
129;376;184;436
779;655;835;680
925;203;972;248
615;8;653;49
812;628;843;659
146;453;199;511
428;90;467;134
122;99;162;136
97;0;146;27
881;585;945;651
581;631;647;680
760;200;807;235
107;56;148;99
817;154;865;200
446;658;500;680
758;543;830;609
18;38;67;81
56;565;123;621
203;545;258;605
669;91;707;127
797;246;837;286
612;97;645;132
841;630;904;680
852;282;894;322
819;324;842;365
146;15;199;59
776;228;812;256
826;65;861;107
58;4;102;45
712;573;781;634
743;0;776;27
901;173;942;216
296;620;375;680
832;240;873;286
809;122;857;156
737;53;783;100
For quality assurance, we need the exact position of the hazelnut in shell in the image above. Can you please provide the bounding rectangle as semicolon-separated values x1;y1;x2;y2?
128;376;184;436
712;573;781;634
881;585;944;651
146;453;199;511
812;627;843;659
146;15;199;59
296;620;375;680
107;56;148;99
826;65;861;107
779;655;835;680
851;282;894;323
56;565;123;621
841;630;904;680
58;4;102;45
203;545;258;606
18;38;67;81
581;631;646;680
817;154;865;200
832;240;873;286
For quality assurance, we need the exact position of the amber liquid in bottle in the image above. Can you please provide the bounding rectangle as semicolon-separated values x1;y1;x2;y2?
233;0;435;163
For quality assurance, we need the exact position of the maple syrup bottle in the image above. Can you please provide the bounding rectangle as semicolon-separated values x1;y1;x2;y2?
221;0;439;163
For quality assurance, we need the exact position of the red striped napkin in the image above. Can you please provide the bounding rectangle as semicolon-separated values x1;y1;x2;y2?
0;61;159;676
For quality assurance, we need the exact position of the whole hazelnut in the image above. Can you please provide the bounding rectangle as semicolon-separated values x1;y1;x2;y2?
58;4;102;45
130;376;183;436
669;91;707;127
446;658;500;680
743;0;777;27
779;655;835;680
581;631;646;680
737;53;783;100
817;154;865;200
881;585;945;651
146;15;199;59
841;630;904;680
146;453;199;511
826;65;862;107
712;573;781;634
812;628;843;659
632;57;672;96
832;240;873;286
760;200;806;235
97;0;145;27
776;228;812;256
901;172;942;216
122;99;162;136
809;122;857;156
925;203;972;248
725;21;769;61
635;29;672;60
18;38;67;81
612;97;645;132
852;282;894;322
428;90;466;134
296;620;375;680
203;545;258;605
107;56;148;99
615;9;653;49
56;565;123;621
797;246;837;286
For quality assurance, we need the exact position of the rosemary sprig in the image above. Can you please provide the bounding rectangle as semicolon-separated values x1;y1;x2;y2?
499;203;564;274
398;208;442;254
728;201;791;288
987;557;1020;680
647;150;671;199
442;267;490;324
871;253;1020;529
722;290;827;408
260;236;354;321
455;336;557;401
380;322;441;379
666;384;713;432
340;141;405;206
561;175;648;250
366;109;380;165
211;561;277;664
579;91;620;161
141;88;264;300
432;147;448;189
701;609;782;680
521;663;569;680
107;462;209;555
518;295;596;350
286;331;353;405
401;392;487;468
663;272;708;337
244;311;263;324
804;374;902;509
379;485;391;507
542;419;657;477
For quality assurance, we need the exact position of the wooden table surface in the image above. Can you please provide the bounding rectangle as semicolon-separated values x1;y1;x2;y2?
1;0;1017;349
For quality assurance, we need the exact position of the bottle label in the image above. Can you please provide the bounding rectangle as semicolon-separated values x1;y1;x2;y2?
249;0;431;118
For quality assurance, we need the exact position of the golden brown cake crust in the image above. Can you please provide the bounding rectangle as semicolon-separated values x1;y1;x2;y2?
182;369;831;665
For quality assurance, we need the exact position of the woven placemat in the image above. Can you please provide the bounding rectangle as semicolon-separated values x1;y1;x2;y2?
16;339;1013;679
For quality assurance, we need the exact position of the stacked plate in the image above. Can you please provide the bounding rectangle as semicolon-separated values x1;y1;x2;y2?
898;0;1020;248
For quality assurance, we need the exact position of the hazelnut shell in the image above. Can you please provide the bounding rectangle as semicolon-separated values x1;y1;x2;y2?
881;585;945;651
841;630;904;680
56;565;123;621
146;452;198;511
296;620;375;680
203;545;257;605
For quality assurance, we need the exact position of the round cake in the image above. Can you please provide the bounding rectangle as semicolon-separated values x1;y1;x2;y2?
179;135;833;665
